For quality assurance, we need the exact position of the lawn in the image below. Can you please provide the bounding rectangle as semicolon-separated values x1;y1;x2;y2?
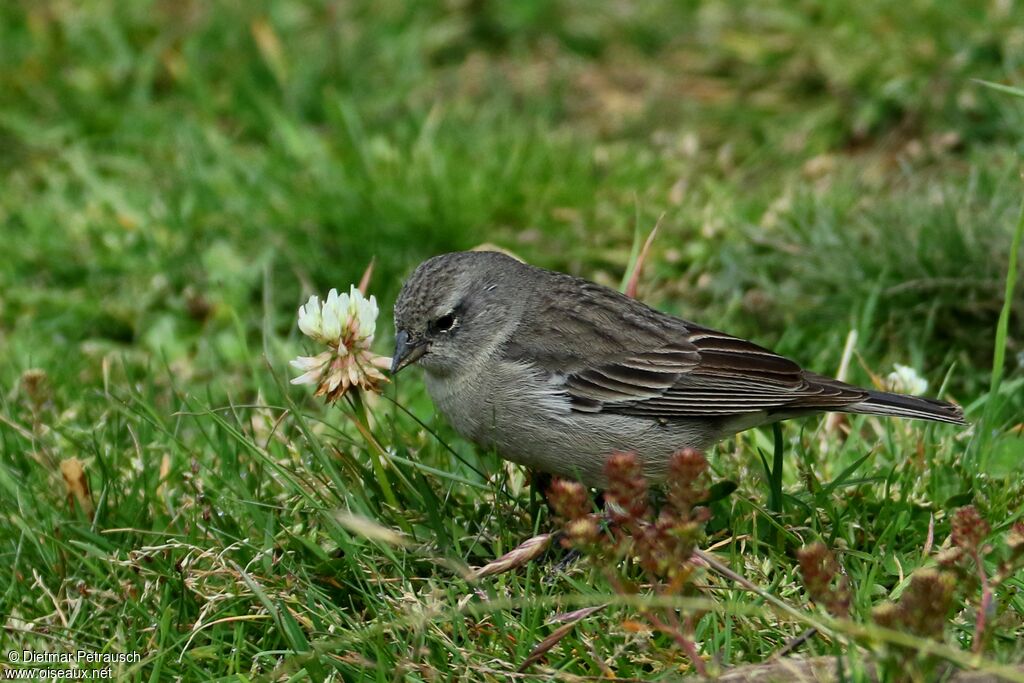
1;0;1023;680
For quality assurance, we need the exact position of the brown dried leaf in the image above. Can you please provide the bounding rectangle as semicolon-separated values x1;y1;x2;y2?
60;458;93;518
471;533;553;580
621;619;651;634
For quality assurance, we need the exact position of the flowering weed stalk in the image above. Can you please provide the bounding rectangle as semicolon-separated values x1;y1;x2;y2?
291;281;400;508
798;505;1024;680
546;449;713;675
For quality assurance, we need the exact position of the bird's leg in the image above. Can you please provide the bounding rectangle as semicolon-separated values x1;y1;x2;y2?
528;470;616;580
529;469;554;517
523;470;582;579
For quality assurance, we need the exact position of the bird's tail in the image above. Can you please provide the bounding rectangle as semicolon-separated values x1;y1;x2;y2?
843;390;966;425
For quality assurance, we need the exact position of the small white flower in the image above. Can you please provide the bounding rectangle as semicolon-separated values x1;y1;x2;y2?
297;295;324;341
291;285;390;401
885;364;928;396
352;293;378;341
322;288;343;342
289;351;333;386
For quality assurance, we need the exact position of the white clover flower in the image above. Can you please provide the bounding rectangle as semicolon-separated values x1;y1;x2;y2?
296;295;324;341
290;285;390;401
885;363;929;396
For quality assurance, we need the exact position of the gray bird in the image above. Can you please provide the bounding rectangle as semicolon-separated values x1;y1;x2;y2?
391;251;965;488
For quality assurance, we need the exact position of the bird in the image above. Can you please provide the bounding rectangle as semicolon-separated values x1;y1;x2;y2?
391;251;965;488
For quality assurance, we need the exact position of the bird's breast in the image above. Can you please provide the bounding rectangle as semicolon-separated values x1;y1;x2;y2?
423;360;718;487
424;361;571;449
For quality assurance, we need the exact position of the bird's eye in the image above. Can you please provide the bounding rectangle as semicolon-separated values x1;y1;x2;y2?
433;313;457;333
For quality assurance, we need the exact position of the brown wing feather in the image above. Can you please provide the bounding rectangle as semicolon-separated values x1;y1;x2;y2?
566;326;867;417
505;267;866;418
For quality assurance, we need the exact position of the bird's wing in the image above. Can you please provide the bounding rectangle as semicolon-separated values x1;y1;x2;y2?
506;271;866;417
564;326;866;416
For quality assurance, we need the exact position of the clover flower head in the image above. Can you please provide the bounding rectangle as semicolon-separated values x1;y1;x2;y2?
290;285;390;401
885;363;929;395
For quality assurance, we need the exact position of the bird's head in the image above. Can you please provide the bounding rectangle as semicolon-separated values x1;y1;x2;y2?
392;251;527;377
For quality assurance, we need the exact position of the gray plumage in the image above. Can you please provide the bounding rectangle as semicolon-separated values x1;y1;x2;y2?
392;251;965;487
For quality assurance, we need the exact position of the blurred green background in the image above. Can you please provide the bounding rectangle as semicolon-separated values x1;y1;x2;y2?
2;0;1023;678
3;0;1023;394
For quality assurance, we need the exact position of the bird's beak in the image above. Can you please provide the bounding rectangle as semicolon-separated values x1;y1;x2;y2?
391;330;427;374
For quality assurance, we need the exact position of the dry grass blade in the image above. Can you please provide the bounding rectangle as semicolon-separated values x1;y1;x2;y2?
249;17;288;86
334;511;410;547
624;214;663;299
470;243;527;262
357;258;375;294
471;533;553;579
549;604;608;624
823;329;857;439
518;604;607;672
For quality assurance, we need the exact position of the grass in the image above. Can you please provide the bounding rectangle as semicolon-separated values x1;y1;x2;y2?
1;0;1023;679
